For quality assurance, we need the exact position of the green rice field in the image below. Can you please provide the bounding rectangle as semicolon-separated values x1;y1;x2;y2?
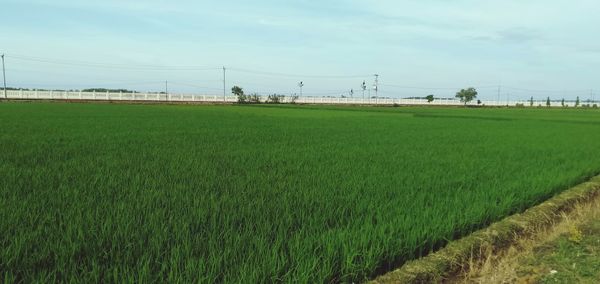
1;102;600;283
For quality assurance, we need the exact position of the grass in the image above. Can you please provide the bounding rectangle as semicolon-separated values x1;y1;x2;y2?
516;200;600;283
2;102;600;283
533;233;600;283
462;182;600;284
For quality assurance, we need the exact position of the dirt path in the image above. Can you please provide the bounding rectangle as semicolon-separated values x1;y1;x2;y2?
458;194;600;283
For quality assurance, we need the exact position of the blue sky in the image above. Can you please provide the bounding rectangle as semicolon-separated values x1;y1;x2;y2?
2;0;600;100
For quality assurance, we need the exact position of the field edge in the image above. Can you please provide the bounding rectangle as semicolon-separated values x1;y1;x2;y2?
369;174;600;284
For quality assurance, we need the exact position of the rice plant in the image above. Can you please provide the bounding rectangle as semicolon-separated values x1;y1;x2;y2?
1;103;600;282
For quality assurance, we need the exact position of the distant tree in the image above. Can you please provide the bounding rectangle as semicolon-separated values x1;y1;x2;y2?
425;94;434;103
529;96;534;107
455;87;478;105
477;99;482;105
82;88;135;93
247;93;261;104
290;94;299;104
232;86;246;103
561;98;565;107
575;96;580;107
546;97;551;107
266;94;285;104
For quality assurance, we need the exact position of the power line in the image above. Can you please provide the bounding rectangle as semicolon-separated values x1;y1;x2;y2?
503;86;591;94
168;81;223;91
380;84;598;97
228;67;371;79
6;54;600;98
381;84;499;90
226;80;287;89
5;54;221;71
7;81;167;87
7;53;369;79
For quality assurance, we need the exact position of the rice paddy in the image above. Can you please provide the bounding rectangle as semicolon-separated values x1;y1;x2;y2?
1;102;600;283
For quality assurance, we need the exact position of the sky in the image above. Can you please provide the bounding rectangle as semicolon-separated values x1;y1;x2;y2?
2;0;600;100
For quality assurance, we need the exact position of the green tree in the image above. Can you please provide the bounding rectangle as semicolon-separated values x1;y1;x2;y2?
455;87;478;105
546;97;551;107
425;94;434;103
561;98;565;107
529;96;534;107
232;86;246;103
575;96;580;107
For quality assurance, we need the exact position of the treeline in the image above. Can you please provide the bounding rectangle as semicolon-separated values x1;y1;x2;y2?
81;88;137;93
3;87;81;92
231;86;298;104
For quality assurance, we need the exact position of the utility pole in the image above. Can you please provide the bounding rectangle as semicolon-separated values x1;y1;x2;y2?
374;74;379;105
298;81;304;98
361;81;366;102
1;54;6;99
223;66;226;102
497;85;501;106
165;80;168;101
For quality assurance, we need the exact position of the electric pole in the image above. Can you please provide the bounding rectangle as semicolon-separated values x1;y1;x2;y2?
165;80;168;101
1;54;6;99
223;66;226;102
497;85;501;106
374;74;379;105
361;81;366;102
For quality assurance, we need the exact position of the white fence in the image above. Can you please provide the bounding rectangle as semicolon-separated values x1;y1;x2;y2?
2;89;237;103
0;89;593;107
